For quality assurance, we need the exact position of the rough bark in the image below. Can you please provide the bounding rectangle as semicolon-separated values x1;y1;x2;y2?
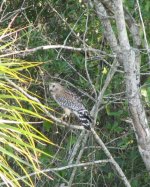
121;49;150;171
93;0;150;171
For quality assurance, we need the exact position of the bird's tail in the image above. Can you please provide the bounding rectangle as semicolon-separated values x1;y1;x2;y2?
76;109;92;130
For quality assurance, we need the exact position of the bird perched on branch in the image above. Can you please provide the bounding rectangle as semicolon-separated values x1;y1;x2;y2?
49;82;92;130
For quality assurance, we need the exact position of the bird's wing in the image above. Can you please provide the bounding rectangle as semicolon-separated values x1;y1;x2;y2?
65;90;81;102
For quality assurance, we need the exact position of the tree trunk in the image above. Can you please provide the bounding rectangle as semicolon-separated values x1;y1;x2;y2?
92;0;150;171
122;49;150;171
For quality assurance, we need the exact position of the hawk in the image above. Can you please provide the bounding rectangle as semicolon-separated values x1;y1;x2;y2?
49;82;92;130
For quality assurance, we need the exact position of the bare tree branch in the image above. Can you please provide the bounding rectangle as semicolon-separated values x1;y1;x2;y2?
6;77;84;131
91;128;131;187
0;44;114;58
92;0;150;172
0;159;110;186
135;0;150;65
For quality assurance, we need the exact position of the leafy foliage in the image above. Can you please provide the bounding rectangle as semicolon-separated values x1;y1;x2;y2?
0;0;150;186
0;28;54;186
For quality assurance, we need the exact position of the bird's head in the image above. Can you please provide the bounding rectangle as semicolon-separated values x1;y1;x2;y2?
49;82;63;93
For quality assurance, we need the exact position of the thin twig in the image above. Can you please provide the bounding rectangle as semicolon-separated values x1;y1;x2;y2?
136;0;150;64
57;10;87;58
6;78;84;131
0;159;110;186
91;128;131;187
91;59;118;119
0;120;43;124
0;45;114;58
84;10;97;98
68;130;86;164
68;131;90;186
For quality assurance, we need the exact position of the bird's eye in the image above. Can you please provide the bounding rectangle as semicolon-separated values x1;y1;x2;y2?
52;85;55;88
